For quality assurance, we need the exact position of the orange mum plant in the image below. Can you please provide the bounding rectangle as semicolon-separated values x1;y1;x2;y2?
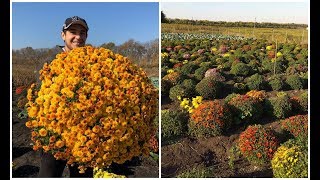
25;46;158;173
189;100;232;137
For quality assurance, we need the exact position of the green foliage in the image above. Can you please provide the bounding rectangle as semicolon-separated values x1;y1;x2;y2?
268;74;285;91
169;84;188;102
181;78;198;98
161;66;169;78
230;62;251;76
246;73;265;90
215;57;228;65
224;93;239;104
271;139;308;178
176;167;212;178
248;60;260;73
228;144;241;170
199;61;212;68
285;74;304;90
222;61;232;71
233;82;247;94
265;93;292;119
261;58;286;74
161;109;189;142
227;94;263;125
195;76;223;99
194;56;207;65
17;109;28;119
290;90;308;114
194;66;209;81
180;63;199;76
298;90;308;112
238;124;279;166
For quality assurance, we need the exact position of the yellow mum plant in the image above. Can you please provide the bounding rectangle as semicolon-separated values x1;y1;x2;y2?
25;46;158;173
179;96;203;113
271;139;308;178
93;167;126;178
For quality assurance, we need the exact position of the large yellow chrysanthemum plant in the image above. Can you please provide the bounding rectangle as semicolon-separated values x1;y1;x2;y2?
25;46;158;173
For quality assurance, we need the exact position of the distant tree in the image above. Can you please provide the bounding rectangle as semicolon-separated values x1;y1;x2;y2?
143;39;159;65
117;39;146;63
100;42;116;50
161;11;168;23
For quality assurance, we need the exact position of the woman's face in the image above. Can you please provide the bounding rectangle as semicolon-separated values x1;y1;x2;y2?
61;24;88;52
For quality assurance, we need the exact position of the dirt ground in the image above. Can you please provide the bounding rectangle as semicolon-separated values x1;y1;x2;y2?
11;91;159;178
161;130;276;178
160;90;306;178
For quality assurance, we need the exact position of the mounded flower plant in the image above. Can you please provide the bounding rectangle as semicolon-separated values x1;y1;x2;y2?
238;124;279;166
271;139;308;178
25;46;158;173
189;100;232;137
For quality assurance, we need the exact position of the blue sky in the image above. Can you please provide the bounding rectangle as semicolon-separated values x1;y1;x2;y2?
12;2;159;50
161;1;309;24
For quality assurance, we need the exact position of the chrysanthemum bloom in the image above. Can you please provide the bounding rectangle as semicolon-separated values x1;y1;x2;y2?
25;46;158;172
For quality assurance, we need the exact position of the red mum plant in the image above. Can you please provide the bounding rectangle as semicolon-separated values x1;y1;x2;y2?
238;124;279;166
15;86;27;95
281;114;308;140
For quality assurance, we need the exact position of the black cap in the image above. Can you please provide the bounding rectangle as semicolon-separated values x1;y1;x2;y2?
62;16;89;31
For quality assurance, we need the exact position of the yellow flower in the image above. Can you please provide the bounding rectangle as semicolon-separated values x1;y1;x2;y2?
28;106;38;118
39;128;47;137
167;69;174;74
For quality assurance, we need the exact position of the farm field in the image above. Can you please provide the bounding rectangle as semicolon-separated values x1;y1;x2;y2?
162;23;308;45
160;32;308;178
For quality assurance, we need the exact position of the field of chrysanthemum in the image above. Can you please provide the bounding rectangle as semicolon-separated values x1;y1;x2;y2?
160;33;308;178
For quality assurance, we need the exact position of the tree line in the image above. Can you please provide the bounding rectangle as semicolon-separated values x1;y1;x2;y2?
12;38;159;68
161;11;307;29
